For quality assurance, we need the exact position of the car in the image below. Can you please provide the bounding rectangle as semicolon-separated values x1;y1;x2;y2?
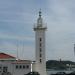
51;72;66;75
66;71;75;75
56;72;66;75
26;72;40;75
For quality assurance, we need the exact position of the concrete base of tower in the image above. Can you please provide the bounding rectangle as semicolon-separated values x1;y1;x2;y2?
32;62;47;75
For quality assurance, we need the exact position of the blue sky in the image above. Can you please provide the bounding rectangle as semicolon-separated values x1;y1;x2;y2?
0;0;75;61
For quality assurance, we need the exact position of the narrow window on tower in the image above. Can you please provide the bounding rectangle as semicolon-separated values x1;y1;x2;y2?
40;43;41;47
40;38;42;41
40;48;42;52
40;59;42;63
40;54;42;57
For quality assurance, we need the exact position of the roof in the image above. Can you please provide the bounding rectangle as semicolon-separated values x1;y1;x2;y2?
12;59;31;64
0;53;16;59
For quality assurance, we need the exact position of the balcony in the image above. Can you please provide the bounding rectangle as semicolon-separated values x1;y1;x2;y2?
33;23;47;31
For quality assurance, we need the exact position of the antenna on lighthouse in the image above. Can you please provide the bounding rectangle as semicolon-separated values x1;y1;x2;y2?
22;41;24;59
74;44;75;56
16;40;19;60
39;9;42;17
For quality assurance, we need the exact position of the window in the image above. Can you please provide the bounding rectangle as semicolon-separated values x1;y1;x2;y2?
40;54;42;57
26;65;29;69
40;48;42;52
16;65;18;69
19;65;22;69
0;67;2;72
40;43;42;47
40;59;42;63
23;65;25;69
3;67;8;72
0;67;1;69
40;38;42;41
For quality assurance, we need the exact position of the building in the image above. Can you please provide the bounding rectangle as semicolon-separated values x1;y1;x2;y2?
33;10;47;75
0;53;31;75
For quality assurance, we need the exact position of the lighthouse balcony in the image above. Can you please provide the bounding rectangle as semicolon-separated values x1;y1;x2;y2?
34;23;47;30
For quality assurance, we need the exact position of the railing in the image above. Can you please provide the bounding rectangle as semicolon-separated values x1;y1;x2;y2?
34;23;47;29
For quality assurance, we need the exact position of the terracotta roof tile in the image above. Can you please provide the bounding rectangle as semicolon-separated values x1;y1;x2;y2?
0;53;15;59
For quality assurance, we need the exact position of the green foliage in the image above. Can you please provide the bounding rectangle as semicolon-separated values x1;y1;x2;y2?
46;60;75;70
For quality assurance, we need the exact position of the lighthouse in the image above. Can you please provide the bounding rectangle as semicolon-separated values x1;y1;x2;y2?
74;44;75;56
33;10;47;75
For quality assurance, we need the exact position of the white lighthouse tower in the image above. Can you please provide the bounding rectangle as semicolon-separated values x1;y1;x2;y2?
74;44;75;56
33;10;47;75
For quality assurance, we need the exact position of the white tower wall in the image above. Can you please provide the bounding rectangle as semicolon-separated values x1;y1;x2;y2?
34;11;47;75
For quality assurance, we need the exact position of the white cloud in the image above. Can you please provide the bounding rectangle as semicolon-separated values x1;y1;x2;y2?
45;0;75;61
0;33;34;41
0;0;75;61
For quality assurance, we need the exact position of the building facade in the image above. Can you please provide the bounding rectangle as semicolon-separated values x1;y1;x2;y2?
0;53;31;75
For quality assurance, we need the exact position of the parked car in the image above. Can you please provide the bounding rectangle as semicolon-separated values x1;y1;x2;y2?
66;71;75;75
26;72;40;75
51;72;66;75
